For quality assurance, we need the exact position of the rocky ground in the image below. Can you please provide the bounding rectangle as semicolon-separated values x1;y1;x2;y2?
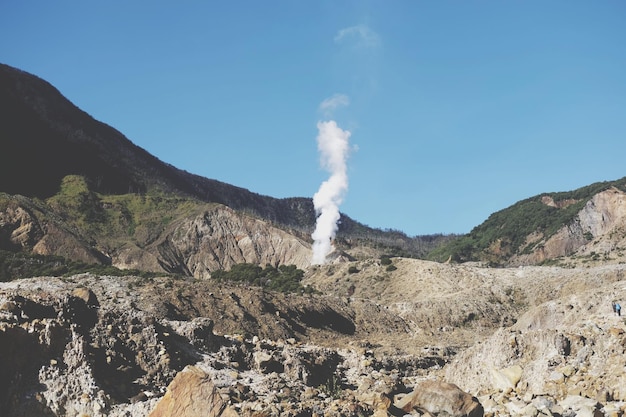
1;258;626;416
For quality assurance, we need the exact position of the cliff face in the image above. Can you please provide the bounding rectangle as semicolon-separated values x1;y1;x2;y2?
574;186;626;256
0;195;107;264
129;206;312;276
510;187;626;266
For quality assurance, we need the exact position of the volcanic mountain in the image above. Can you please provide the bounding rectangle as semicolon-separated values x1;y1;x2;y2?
0;63;448;277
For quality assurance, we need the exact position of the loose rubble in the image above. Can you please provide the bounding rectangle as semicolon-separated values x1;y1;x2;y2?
0;275;452;416
1;263;626;416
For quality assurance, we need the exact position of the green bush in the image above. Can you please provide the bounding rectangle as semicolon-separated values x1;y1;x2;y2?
380;256;392;265
348;266;359;274
212;263;307;293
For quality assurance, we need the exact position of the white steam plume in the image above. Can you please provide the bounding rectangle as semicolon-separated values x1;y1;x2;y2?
311;120;351;264
334;24;382;48
319;94;350;115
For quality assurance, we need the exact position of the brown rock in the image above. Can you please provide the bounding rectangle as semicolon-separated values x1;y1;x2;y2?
358;391;392;411
396;380;483;417
0;300;18;314
71;287;99;307
149;366;239;417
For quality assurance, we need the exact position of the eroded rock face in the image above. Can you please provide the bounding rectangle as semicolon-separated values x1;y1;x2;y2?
151;206;312;277
0;197;313;278
511;187;626;265
0;204;44;250
0;196;105;264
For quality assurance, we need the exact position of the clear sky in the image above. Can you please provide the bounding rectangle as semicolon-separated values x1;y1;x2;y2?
2;1;625;236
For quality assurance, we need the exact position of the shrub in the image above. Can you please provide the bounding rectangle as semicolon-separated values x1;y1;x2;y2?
211;263;307;293
318;374;343;399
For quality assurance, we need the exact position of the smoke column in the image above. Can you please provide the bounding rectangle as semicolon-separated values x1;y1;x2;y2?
311;120;351;264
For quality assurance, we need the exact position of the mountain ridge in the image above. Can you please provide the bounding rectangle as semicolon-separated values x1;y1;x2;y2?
1;62;449;246
3;62;625;274
0;63;313;226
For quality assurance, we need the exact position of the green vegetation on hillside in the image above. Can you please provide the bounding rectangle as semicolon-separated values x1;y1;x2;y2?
46;175;206;246
333;223;458;260
212;263;313;293
428;177;626;264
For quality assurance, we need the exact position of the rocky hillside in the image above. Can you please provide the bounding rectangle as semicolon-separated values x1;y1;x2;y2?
2;258;626;416
303;257;626;352
510;186;626;266
431;180;626;267
4;62;625;273
0;186;313;275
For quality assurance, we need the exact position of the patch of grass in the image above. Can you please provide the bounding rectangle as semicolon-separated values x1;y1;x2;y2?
318;374;343;399
45;175;207;248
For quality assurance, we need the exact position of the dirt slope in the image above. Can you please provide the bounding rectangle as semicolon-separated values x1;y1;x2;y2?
303;258;626;351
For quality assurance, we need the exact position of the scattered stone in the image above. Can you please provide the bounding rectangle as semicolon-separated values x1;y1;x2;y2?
558;395;601;417
491;365;523;391
2;263;626;417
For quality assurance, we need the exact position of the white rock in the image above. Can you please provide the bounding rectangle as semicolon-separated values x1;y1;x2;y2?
491;365;523;391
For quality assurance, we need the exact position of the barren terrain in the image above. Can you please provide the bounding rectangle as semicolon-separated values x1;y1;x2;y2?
2;258;626;416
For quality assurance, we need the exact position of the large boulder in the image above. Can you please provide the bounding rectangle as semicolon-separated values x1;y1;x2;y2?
148;366;238;417
396;380;483;417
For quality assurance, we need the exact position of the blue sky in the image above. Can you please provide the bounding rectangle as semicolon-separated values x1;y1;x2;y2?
2;1;625;236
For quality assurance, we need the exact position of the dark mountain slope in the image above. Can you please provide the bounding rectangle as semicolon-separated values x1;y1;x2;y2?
1;64;147;196
0;63;314;227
